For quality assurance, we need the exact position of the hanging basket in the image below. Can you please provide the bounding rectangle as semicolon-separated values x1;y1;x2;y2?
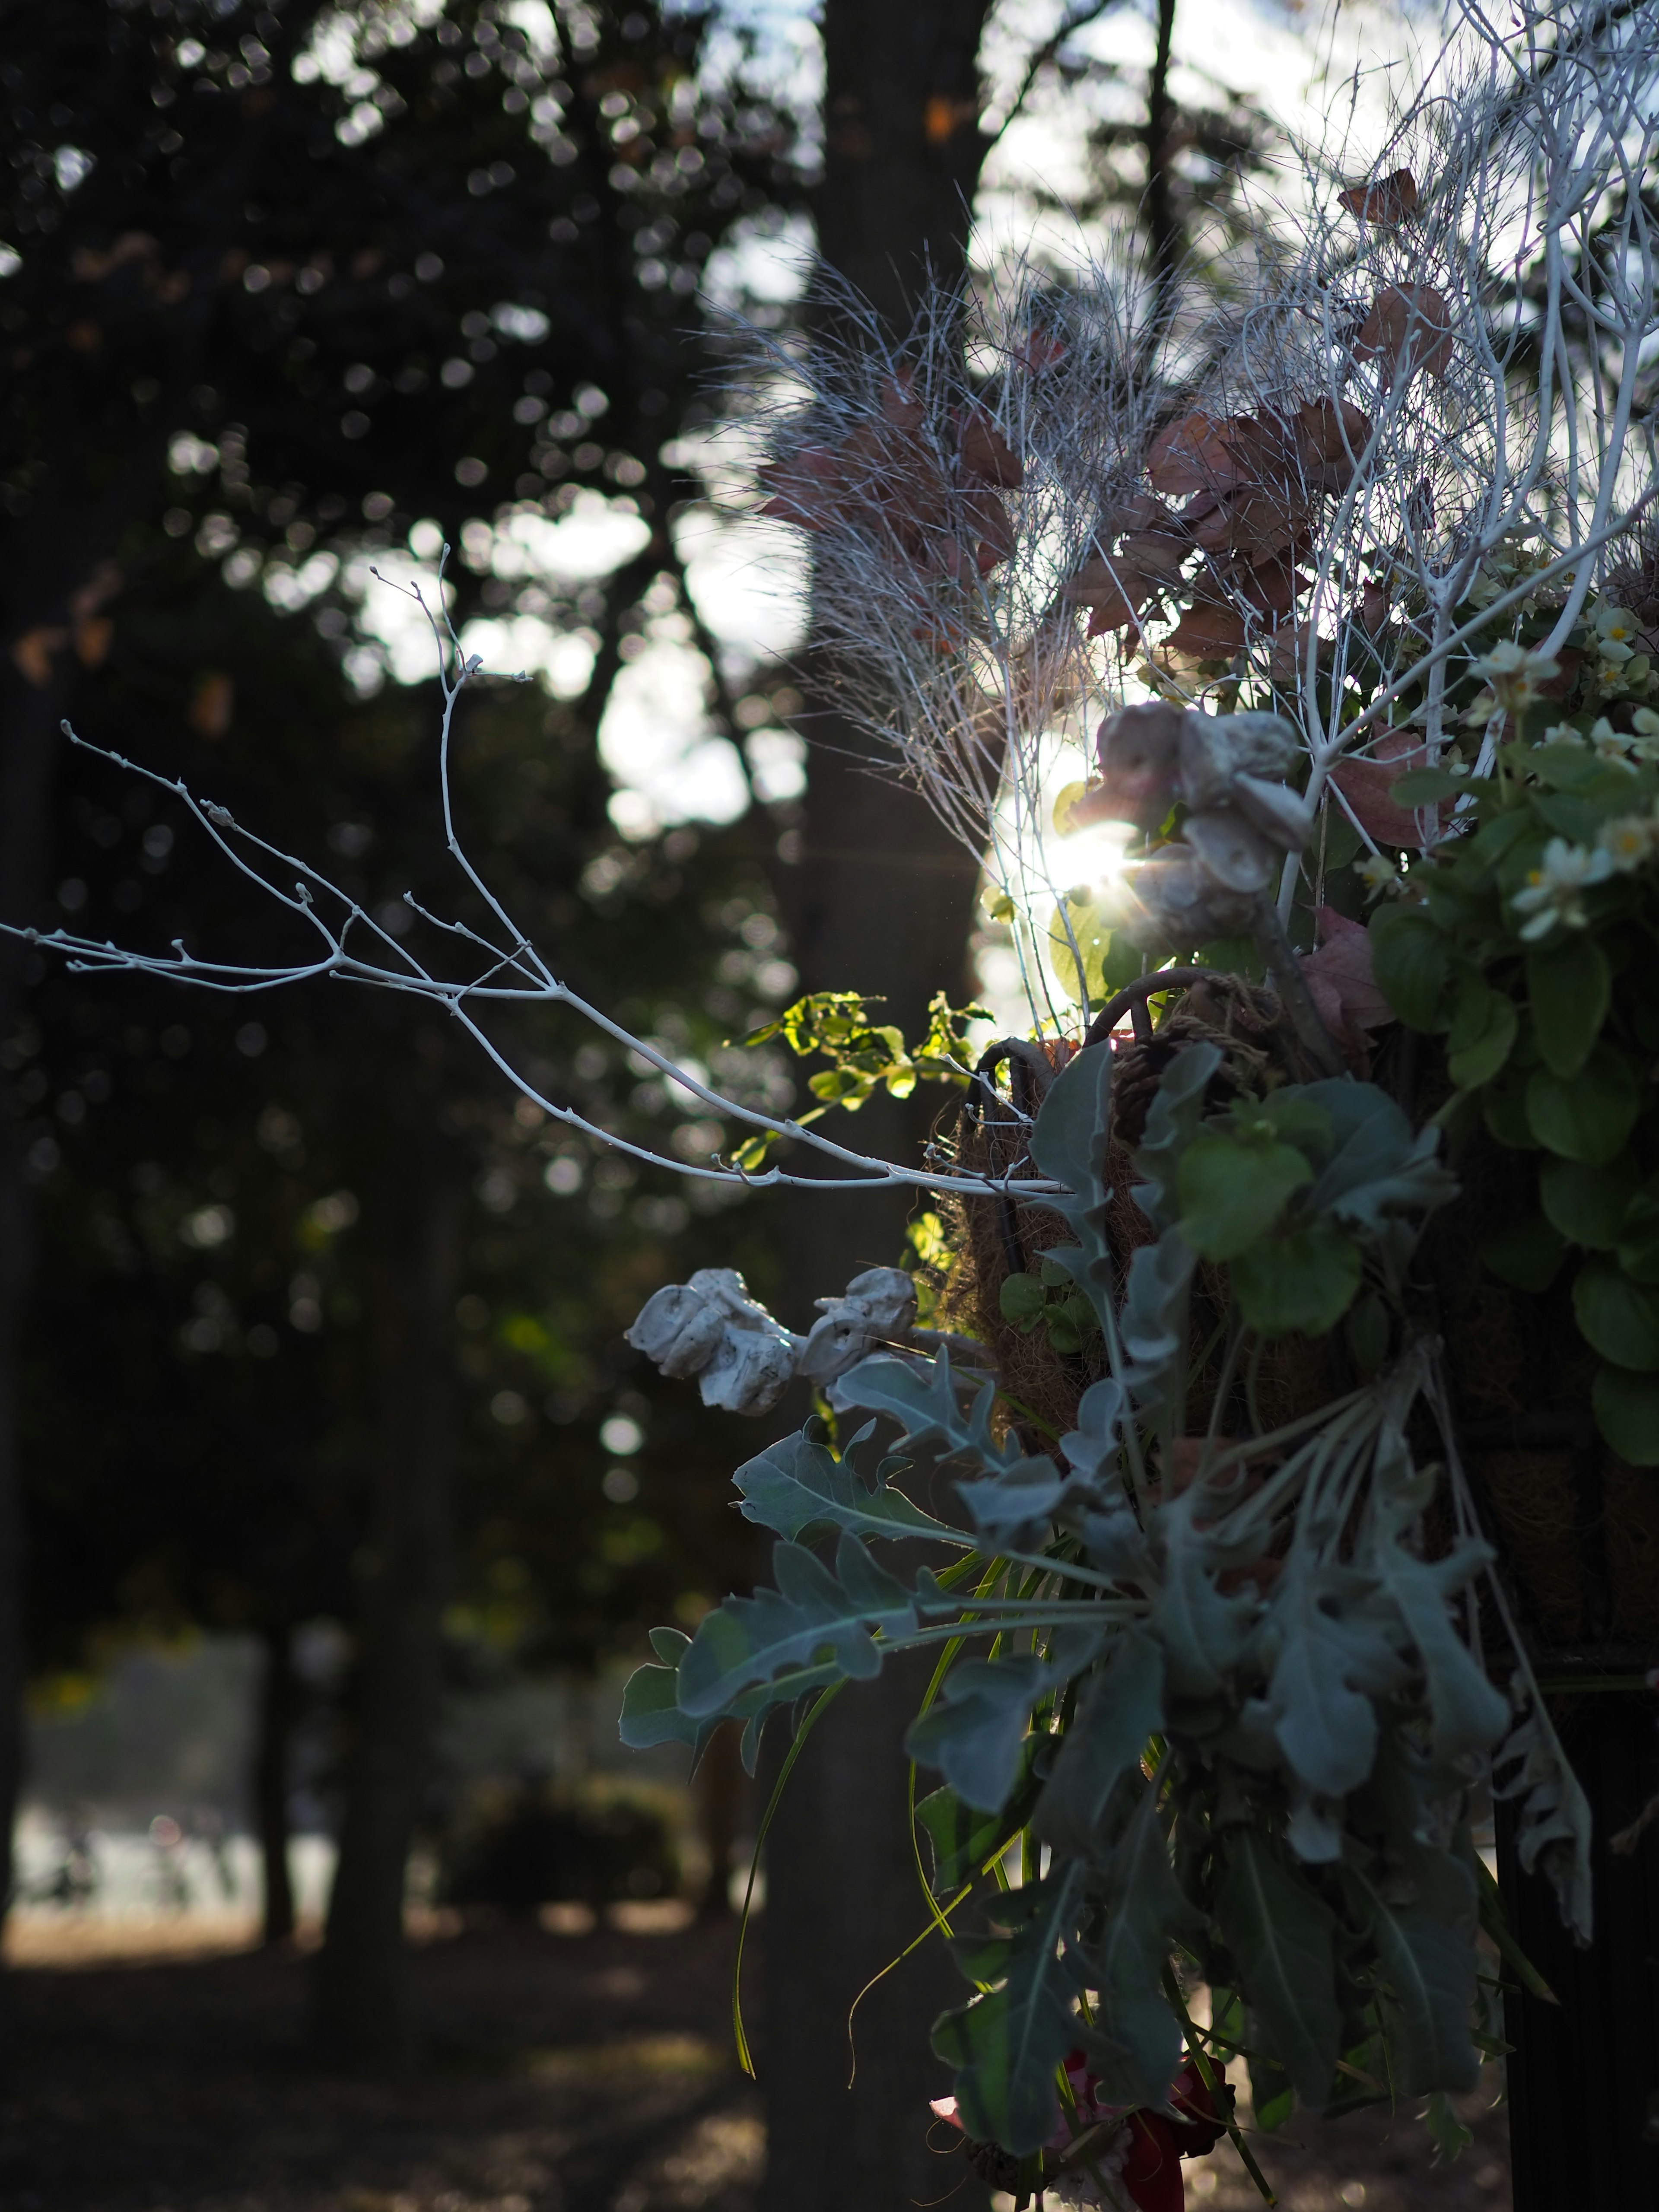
943;976;1344;1452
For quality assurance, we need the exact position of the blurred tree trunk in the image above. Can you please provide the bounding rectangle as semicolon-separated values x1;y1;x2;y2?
696;1708;742;1920
0;652;74;1990
760;6;993;2207
312;1173;461;2062
254;1619;299;1947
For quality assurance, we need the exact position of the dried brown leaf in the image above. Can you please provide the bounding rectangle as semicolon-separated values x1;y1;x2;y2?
1338;168;1419;226
1355;285;1454;384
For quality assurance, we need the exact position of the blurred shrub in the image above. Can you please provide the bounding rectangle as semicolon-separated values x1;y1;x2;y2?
437;1777;679;1913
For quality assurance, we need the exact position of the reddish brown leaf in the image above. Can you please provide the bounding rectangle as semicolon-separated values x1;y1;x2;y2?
11;627;67;686
1014;329;1068;374
1147;411;1233;497
1232;552;1301;619
74;616;113;668
1359;578;1392;634
189;671;235;740
1063;553;1159;631
756;446;843;529
959;410;1023;489
1535;648;1581;701
1338;168;1420;226
1169;598;1249;656
1328;728;1439;845
965;488;1016;573
1120;522;1189;581
1265;623;1318;681
1355;285;1454;384
1299;906;1395;1070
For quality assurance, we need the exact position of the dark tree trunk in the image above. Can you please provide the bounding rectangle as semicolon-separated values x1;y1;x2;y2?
1499;1692;1659;2205
696;1707;742;1920
0;653;78;1999
0;480;158;1992
254;1620;299;1947
758;7;994;2206
311;1176;461;2062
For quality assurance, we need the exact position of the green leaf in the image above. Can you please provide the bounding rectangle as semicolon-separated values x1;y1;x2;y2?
998;1271;1046;1328
1370;904;1450;1033
1527;938;1611;1080
1216;1830;1340;2113
1034;1627;1165;1858
1592;1363;1659;1464
1525;1044;1640;1163
1028;1039;1115;1211
1250;2062;1294;2134
677;1534;923;1719
1573;1259;1659;1371
1422;2091;1475;2161
1446;980;1517;1089
917;1742;1045;1894
1231;1218;1362;1337
934;1867;1084;2154
1177;1133;1313;1261
1267;1553;1410;1797
1117;1228;1198;1411
620;1643;706;1752
1481;1215;1566;1293
1617;1187;1659;1283
1076;1784;1192;2108
1483;1081;1542;1150
1297;1081;1457;1228
1342;1845;1480;2095
1132;1043;1224;1230
1541;1154;1638;1250
732;1424;969;1548
909;1628;1102;1813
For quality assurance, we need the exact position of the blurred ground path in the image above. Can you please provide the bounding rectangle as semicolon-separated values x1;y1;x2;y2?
0;1914;1511;2212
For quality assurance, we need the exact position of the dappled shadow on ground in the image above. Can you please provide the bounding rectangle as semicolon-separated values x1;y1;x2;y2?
0;1919;1509;2212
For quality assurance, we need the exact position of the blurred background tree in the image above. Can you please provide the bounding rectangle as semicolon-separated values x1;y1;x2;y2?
0;0;1287;2190
1;0;806;2059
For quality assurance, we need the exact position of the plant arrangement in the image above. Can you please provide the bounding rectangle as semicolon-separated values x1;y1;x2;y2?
15;0;1659;2204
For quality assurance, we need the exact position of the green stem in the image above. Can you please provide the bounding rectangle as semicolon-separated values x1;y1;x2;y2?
1161;1966;1278;2206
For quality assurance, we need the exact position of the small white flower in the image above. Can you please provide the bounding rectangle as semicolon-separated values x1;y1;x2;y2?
1598;812;1659;873
1511;836;1615;938
1473;638;1561;713
1355;852;1404;899
1632;706;1659;736
1540;721;1585;746
1590;717;1639;770
1595;604;1642;645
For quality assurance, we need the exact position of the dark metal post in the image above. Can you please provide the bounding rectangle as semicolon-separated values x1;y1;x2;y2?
1498;1692;1659;2204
